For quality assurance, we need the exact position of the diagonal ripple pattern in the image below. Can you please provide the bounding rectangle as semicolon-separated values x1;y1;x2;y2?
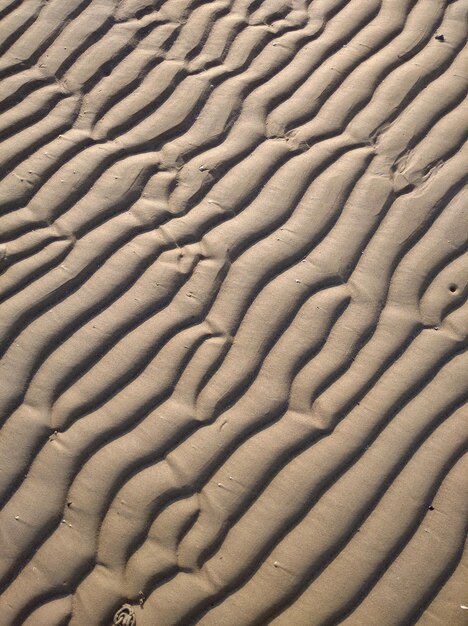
0;0;467;625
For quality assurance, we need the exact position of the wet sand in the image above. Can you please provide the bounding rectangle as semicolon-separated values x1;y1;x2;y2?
0;0;467;624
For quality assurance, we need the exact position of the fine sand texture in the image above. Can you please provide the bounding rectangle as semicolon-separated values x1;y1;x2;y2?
1;0;468;625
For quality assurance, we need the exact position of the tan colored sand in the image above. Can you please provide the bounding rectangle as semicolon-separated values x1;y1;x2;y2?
0;0;467;624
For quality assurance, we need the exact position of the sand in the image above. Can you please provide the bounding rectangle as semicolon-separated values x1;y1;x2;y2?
0;0;467;625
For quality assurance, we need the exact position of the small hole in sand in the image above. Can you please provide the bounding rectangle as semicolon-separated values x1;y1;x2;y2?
449;284;457;293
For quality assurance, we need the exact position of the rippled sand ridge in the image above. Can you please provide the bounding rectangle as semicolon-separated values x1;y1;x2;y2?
0;0;467;624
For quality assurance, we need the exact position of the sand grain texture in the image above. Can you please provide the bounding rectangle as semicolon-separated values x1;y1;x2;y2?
0;0;467;625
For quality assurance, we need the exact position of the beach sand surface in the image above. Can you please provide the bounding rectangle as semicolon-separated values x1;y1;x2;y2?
0;0;467;624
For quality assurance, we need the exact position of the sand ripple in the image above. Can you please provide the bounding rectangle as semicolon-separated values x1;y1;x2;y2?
0;0;467;624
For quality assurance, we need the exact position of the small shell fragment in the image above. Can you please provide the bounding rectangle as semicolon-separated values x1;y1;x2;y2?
113;603;136;626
